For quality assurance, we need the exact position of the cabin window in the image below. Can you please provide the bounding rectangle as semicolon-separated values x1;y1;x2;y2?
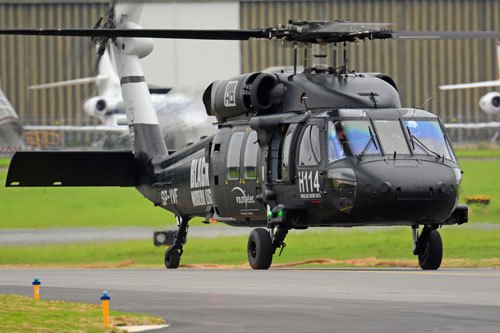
299;125;321;166
404;120;453;160
243;131;258;179
374;120;410;155
270;126;286;180
226;131;245;180
282;124;297;178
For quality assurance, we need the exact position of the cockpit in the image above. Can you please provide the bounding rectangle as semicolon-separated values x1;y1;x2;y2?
327;110;456;163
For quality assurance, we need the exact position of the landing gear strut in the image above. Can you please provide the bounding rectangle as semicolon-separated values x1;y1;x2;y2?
412;225;443;270
164;216;190;269
247;225;290;270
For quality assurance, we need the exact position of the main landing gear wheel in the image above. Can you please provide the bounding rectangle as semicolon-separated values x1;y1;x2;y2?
164;247;181;269
418;229;443;270
247;228;273;269
163;216;190;270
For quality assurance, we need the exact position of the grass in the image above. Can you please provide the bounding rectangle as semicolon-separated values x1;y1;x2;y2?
0;293;165;332
0;228;499;268
0;158;9;168
0;172;178;229
0;148;499;230
455;150;500;158
459;160;500;223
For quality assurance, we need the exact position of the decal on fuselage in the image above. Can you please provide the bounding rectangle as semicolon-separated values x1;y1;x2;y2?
298;170;321;199
190;156;212;207
224;81;238;107
231;186;258;216
161;188;178;206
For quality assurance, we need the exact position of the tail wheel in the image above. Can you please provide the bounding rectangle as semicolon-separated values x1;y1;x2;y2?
165;247;180;269
418;229;443;270
247;228;273;270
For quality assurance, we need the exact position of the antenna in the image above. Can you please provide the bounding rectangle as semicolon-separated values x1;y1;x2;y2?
293;43;297;75
343;41;347;65
303;47;308;69
418;96;435;109
332;43;337;73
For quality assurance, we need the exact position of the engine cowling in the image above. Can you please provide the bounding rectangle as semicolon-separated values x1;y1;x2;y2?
203;72;285;121
83;96;116;118
479;92;500;114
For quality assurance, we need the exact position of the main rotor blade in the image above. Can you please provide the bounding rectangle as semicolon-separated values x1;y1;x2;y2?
389;31;500;40
2;27;500;42
0;28;271;40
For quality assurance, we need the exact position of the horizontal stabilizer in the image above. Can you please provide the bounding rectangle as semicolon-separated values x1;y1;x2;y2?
6;151;136;187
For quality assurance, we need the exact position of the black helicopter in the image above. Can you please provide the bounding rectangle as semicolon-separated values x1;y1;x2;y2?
4;7;499;270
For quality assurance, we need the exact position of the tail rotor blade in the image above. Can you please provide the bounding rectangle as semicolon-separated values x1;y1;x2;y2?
115;1;144;24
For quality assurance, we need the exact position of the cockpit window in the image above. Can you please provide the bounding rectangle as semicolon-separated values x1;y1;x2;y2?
328;121;347;162
373;120;410;155
328;120;380;159
404;120;453;160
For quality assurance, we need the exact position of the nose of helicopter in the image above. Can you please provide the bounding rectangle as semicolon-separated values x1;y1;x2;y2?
353;159;458;223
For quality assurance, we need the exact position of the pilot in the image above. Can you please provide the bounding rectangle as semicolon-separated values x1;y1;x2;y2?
328;121;347;162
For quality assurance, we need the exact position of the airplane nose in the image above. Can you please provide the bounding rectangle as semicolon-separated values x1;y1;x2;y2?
354;160;458;223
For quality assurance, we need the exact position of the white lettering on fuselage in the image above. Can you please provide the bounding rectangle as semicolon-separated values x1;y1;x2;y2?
190;156;212;207
161;188;178;206
298;171;321;199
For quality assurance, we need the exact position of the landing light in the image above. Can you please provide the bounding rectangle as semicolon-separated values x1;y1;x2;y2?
453;168;462;185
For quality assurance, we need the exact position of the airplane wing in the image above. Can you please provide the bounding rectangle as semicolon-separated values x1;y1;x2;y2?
23;125;127;133
439;80;500;90
28;75;108;90
444;122;500;129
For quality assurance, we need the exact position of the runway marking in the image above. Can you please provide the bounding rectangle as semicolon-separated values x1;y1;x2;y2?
289;269;500;277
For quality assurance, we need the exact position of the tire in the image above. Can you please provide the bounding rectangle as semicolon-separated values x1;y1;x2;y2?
418;229;443;270
247;228;273;269
165;248;180;269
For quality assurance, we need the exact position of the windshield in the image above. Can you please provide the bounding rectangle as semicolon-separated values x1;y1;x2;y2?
328;120;380;162
373;120;410;155
404;120;453;160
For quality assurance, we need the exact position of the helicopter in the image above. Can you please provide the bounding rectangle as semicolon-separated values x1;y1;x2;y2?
4;5;500;270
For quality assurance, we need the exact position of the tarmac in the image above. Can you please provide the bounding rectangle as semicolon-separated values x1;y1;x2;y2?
1;268;499;332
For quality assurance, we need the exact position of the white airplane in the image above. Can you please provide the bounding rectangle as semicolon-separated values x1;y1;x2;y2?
28;46;127;130
26;46;217;149
440;41;500;115
0;80;23;154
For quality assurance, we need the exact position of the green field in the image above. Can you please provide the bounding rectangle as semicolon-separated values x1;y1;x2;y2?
459;160;500;223
454;149;500;158
0;172;178;229
0;158;9;168
1;150;499;268
0;294;165;332
0;228;499;268
1;155;499;229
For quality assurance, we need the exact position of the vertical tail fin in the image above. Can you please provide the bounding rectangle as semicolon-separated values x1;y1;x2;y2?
496;41;500;79
95;46;121;98
111;19;168;163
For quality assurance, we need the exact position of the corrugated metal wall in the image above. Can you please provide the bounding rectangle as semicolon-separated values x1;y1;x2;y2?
1;1;499;143
240;0;500;140
0;1;107;132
